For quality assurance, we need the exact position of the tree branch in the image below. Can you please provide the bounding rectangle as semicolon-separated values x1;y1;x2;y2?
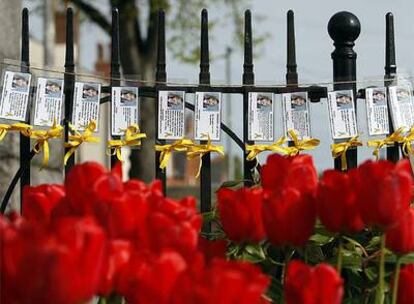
67;0;111;35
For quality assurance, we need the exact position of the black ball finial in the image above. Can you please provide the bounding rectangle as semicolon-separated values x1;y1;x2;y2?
328;11;361;43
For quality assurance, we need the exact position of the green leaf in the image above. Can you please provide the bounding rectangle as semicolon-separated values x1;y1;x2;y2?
240;244;267;263
202;210;217;222
309;233;335;245
366;236;381;251
218;179;248;189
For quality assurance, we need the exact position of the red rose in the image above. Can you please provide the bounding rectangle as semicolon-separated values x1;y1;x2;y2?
261;154;318;196
22;184;65;223
262;188;316;247
217;187;266;243
392;264;414;304
386;208;414;254
285;260;344;304
316;169;364;233
357;160;412;228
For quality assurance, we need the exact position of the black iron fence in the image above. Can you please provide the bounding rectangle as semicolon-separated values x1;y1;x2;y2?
0;7;404;233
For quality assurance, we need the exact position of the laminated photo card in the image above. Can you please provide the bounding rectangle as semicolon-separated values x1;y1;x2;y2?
72;82;101;131
158;90;185;140
0;70;32;122
248;92;274;142
282;92;311;140
111;87;139;136
194;92;221;141
327;90;358;139
33;77;64;127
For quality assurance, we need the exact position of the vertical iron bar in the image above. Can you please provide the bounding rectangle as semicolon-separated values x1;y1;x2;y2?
286;10;298;149
155;10;167;194
20;8;30;212
286;10;298;86
110;8;121;168
199;9;211;233
242;9;255;184
384;12;399;162
328;11;361;170
64;8;75;175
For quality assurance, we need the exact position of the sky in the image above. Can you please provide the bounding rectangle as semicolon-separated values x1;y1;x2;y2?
23;0;414;172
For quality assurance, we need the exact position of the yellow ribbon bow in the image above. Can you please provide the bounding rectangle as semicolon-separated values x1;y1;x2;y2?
245;136;287;161
64;120;100;165
0;123;32;141
30;123;64;167
107;125;147;162
402;126;414;157
284;129;321;156
367;128;405;160
187;137;225;178
331;136;363;171
155;139;195;170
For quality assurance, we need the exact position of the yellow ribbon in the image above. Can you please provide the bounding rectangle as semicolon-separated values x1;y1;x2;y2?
0;123;32;141
64;120;100;165
187;138;225;178
155;139;194;170
331;136;363;171
367;127;405;160
107;125;147;161
402;127;414;157
30;123;64;167
245;136;287;161
284;129;320;156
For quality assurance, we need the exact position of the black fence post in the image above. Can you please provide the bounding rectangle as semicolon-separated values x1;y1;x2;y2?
20;8;30;212
328;12;361;170
286;10;298;87
155;10;167;194
384;12;399;162
286;10;298;149
199;9;212;233
110;8;121;168
64;8;75;175
242;10;255;184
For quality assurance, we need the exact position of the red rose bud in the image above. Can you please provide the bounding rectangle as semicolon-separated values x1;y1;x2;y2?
285;260;344;304
261;154;318;196
386;208;414;255
217;187;266;243
22;184;65;223
357;160;412;229
316;169;364;233
262;188;316;247
392;264;414;304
